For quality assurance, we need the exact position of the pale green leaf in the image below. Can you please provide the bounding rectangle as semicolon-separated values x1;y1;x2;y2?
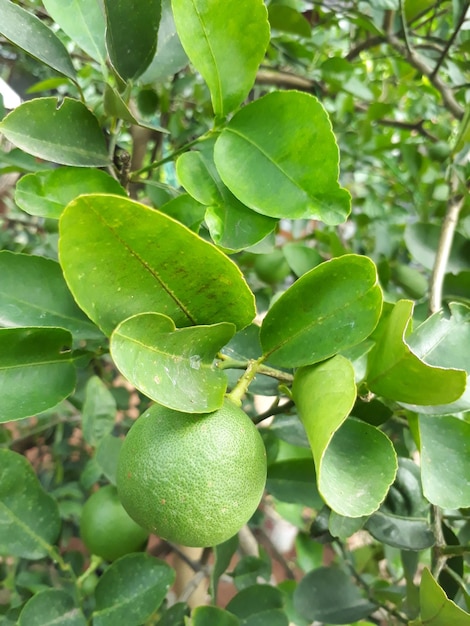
418;569;470;626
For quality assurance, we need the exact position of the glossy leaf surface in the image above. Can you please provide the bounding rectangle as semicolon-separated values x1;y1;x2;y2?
15;167;126;219
93;554;175;626
172;0;269;117
103;0;161;80
0;251;102;343
18;589;86;626
0;0;76;79
0;327;76;422
42;0;106;63
59;194;255;335
0;449;61;559
367;300;466;404
0;98;109;167
111;312;234;412
214;91;351;223
260;255;382;367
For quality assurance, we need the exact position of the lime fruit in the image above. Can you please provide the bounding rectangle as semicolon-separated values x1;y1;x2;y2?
116;399;267;547
80;485;149;561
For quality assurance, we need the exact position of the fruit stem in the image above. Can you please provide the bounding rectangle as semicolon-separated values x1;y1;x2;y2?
227;357;264;406
77;554;103;588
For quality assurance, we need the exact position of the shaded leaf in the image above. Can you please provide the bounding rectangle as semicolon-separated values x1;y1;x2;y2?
210;534;239;603
226;584;284;619
104;0;161;80
15;167;126;219
0;449;61;559
367;300;466;404
82;376;117;447
193;606;240;626
261;255;382;367
0;251;102;343
0;327;76;422
103;84;167;132
18;589;86;626
0;0;76;80
93;554;174;626
405;223;470;273
267;458;320;508
59;194;255;335
366;511;434;551
110;312;234;413
95;435;123;485
214;91;351;223
0;98;109;167
172;0;269;117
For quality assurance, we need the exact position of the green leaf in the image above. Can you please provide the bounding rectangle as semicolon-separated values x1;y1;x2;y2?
226;584;285;619
210;534;239;602
417;568;470;626
365;511;435;551
293;356;397;516
214;91;351;224
193;606;240;626
42;0;106;64
110;312;234;413
160;194;206;231
82;376;117;447
0;251;102;343
15;167;126;219
260;255;382;367
93;554;175;626
401;303;470;414
405;223;470;273
266;459;320;508
172;0;269;117
420;415;470;509
103;84;167;132
0;449;61;559
176;148;277;251
268;5;312;37
329;512;367;540
104;0;161;80
95;435;123;485
232;555;271;590
283;242;323;277
242;610;289;626
293;567;377;624
0;0;76;80
0;327;76;422
366;300;467;405
59;194;255;335
18;589;86;626
0;98;109;167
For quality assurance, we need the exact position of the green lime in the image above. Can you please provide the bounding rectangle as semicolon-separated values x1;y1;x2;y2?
80;485;149;561
117;399;267;547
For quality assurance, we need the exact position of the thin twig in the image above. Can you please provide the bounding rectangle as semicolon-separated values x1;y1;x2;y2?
430;3;469;79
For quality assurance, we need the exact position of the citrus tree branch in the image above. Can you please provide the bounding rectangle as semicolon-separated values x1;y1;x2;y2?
430;3;468;79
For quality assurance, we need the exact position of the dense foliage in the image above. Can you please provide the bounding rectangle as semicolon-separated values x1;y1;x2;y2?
0;1;469;624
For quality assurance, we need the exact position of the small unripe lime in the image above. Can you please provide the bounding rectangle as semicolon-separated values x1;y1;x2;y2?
80;485;149;561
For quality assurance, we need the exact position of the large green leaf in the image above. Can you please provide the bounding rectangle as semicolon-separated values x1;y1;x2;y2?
402;303;470;414
0;0;76;80
0;98;109;167
93;554;175;626
15;167;126;219
172;0;269;117
294;567;377;624
42;0;106;64
0;449;61;559
410;569;470;626
104;0;161;80
59;194;255;335
110;312;234;413
176;148;277;251
18;589;86;626
366;300;466;405
0;251;102;343
420;415;470;509
0;327;76;422
293;356;397;516
260;255;382;367
214;91;351;223
365;511;435;551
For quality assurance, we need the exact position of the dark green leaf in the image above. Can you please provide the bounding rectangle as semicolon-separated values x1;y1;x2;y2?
82;376;117;447
0;251;102;343
294;567;376;624
0;0;76;80
59;194;255;335
0;327;76;422
110;312;234;413
42;0;106;63
226;584;284;619
18;589;86;626
366;511;434;551
0;98;109;167
214;91;351;223
93;554;175;626
172;0;269;117
267;459;320;508
104;0;161;80
0;449;61;559
193;606;240;626
15;167;126;219
95;435;123;485
210;534;239;602
232;555;271;590
260;255;382;367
